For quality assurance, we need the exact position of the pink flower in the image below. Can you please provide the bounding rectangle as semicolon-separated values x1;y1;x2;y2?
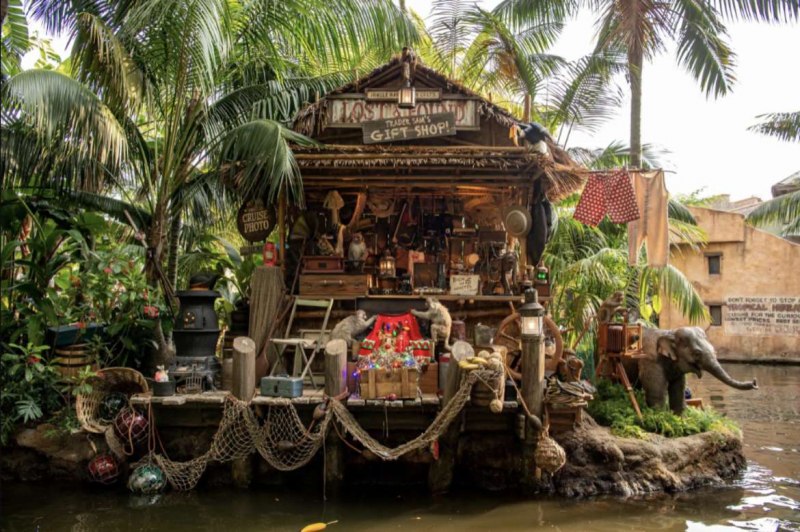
104;267;112;274
143;305;159;318
76;322;87;329
27;355;41;365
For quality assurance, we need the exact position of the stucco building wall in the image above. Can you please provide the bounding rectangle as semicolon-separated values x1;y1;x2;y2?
661;207;800;363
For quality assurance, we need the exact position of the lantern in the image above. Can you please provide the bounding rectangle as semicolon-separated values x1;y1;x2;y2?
98;392;129;423
534;264;550;297
114;407;149;445
88;454;119;484
128;463;167;494
519;289;544;339
398;85;416;109
262;242;277;266
378;248;396;278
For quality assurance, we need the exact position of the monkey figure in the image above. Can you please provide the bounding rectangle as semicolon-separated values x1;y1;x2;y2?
597;291;625;323
348;232;368;272
316;234;336;256
331;310;376;347
411;298;453;351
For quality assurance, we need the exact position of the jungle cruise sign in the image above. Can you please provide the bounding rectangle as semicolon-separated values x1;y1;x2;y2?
326;95;480;131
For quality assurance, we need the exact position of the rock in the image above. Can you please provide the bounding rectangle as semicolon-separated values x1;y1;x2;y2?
550;414;746;497
15;424;96;463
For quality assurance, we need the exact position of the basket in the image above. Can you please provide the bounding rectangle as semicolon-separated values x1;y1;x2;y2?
76;367;149;434
534;429;566;474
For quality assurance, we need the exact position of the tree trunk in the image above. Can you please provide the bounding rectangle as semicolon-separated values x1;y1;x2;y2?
399;0;406;13
1;0;8;27
628;47;644;168
148;199;175;369
166;211;182;293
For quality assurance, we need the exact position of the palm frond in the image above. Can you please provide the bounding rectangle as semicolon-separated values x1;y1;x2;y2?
748;111;800;142
746;190;800;236
653;265;710;323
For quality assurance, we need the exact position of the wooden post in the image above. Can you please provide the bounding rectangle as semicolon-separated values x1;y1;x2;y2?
429;341;473;494
278;188;287;269
523;94;532;123
324;340;347;493
521;332;544;491
232;337;256;401
231;336;256;488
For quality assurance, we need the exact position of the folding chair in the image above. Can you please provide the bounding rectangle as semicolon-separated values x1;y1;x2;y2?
271;298;334;390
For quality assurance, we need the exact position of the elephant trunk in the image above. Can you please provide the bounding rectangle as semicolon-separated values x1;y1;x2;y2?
702;353;758;390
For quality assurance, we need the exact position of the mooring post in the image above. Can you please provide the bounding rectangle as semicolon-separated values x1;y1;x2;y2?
519;290;545;490
324;341;347;491
231;337;256;488
428;341;472;494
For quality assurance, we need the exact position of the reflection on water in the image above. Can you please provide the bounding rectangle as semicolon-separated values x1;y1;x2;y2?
1;364;798;532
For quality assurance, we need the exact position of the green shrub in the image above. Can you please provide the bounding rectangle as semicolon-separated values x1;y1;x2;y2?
587;380;739;439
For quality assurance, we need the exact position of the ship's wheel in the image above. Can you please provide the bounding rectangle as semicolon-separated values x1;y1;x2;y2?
493;313;564;380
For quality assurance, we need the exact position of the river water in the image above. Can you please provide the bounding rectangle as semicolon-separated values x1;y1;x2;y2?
2;363;798;532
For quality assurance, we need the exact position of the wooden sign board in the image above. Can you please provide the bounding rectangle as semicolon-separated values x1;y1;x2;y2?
365;88;442;101
327;97;480;130
450;274;480;296
236;199;275;242
362;112;456;144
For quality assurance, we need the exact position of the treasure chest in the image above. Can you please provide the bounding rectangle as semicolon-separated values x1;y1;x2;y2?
302;255;345;273
298;274;371;296
360;368;418;400
260;374;303;398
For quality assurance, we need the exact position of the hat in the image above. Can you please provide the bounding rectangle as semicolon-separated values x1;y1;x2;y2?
503;206;532;237
367;195;396;218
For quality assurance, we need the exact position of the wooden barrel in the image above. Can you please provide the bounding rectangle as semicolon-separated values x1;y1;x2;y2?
451;320;467;342
471;371;503;407
54;344;96;380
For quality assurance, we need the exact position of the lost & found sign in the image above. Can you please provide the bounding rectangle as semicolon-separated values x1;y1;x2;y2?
362;112;456;144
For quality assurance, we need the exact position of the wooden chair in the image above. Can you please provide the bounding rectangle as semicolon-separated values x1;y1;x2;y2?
271;298;334;389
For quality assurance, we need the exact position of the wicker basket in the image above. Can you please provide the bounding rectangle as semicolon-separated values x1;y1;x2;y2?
535;429;567;474
76;367;149;434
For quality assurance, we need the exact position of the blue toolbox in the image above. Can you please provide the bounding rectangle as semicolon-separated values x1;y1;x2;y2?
261;374;303;398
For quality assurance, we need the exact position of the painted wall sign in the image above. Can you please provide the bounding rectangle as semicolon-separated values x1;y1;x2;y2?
450;274;480;296
362;112;456;144
365;88;442;101
326;97;480;130
236;199;275;243
724;296;800;337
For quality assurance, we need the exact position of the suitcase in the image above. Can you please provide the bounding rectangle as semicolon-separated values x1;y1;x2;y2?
298;274;371;296
261;374;303;398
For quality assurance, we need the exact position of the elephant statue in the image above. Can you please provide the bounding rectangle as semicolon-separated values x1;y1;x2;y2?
623;326;757;414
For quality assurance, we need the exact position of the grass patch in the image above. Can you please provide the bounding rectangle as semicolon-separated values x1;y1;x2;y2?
587;380;740;439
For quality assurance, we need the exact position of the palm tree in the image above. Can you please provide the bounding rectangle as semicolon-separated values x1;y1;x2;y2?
495;0;799;166
748;111;800;143
3;0;416;366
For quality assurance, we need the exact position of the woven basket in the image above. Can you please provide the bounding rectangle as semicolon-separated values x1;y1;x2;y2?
76;367;149;434
535;429;566;474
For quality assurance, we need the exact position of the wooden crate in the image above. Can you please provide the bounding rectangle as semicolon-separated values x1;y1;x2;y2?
544;403;585;434
299;274;371;296
361;367;419;399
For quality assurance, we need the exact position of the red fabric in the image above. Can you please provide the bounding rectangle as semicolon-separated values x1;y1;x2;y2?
574;170;640;227
358;313;433;359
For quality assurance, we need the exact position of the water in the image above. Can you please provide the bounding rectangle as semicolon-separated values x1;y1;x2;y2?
2;364;798;532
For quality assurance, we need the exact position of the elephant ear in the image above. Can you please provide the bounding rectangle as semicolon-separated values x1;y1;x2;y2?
656;333;678;361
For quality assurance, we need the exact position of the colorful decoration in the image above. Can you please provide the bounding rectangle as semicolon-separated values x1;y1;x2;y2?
88;454;119;484
354;321;428;377
114;407;149;445
128;463;167;494
154;365;169;383
357;313;433;360
98;392;129;423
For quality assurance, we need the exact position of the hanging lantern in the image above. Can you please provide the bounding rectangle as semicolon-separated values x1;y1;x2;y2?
114;407;149;445
378;248;396;278
128;463;167;494
98;392;129;424
519;289;544;339
88;454;119;484
534;264;550;297
262;242;277;267
398;85;416;109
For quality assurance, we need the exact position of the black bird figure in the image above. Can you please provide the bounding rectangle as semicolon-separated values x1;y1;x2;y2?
515;122;552;155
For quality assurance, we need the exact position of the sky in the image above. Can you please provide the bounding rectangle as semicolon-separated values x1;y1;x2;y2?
23;1;798;202
407;0;799;201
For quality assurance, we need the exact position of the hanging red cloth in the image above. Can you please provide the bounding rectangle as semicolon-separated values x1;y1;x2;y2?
574;170;640;227
358;313;434;360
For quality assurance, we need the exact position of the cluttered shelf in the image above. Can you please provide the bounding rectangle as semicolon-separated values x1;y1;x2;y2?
291;294;551;303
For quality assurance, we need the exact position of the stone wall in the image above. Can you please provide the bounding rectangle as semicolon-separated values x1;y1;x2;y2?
662;207;800;364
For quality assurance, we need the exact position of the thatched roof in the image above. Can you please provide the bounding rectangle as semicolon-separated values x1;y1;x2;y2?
292;142;584;201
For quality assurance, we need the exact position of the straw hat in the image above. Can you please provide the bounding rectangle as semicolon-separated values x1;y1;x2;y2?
367;195;396;218
503;206;532;237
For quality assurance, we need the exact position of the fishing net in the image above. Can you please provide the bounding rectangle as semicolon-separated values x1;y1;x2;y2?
140;370;499;491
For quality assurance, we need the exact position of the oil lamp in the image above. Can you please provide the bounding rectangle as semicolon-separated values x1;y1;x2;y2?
262;241;277;266
378;248;396;278
519;289;544;339
398;84;416;109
